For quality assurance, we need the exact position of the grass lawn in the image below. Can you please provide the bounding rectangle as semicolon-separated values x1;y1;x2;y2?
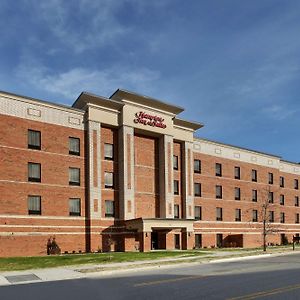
0;250;207;272
0;245;298;272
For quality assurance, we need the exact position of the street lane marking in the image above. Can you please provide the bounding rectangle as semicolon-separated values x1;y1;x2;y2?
228;283;300;300
134;275;204;287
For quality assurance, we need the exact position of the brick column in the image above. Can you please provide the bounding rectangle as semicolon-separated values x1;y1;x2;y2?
166;231;175;250
87;120;102;219
141;232;151;252
182;230;194;250
159;135;174;218
182;141;194;219
118;126;135;220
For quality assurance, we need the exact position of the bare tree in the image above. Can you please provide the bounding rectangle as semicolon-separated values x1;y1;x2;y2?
260;195;278;251
247;186;280;252
107;232;113;260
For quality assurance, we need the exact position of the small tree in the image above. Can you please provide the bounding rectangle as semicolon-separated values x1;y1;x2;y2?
106;233;113;261
260;197;277;251
248;187;280;251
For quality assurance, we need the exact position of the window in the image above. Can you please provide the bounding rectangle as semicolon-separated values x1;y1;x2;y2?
235;187;241;200
268;191;274;203
28;162;41;182
252;169;257;182
194;159;201;173
28;195;41;215
104;143;113;160
296;213;300;224
216;163;222;177
269;211;274;223
174;204;179;219
235;209;241;222
195;206;202;220
253;210;258;222
216;185;222;199
69;198;81;216
69;167;80;186
295;179;299;190
28;130;41;150
194;183;201;197
234;166;240;179
252;189;258;202
104;172;114;188
69;137;80;155
295;196;299;207
195;234;202;249
280;194;285;206
280;212;285;224
268;172;273;184
280;176;284;188
216;233;223;248
174;180;179;195
173;155;179;170
216;207;223;221
105;200;115;218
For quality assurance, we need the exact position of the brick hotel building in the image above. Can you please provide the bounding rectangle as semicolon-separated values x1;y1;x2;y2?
1;89;300;257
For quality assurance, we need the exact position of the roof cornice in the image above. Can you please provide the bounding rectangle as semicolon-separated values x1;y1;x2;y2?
72;91;124;111
174;117;203;131
110;89;184;115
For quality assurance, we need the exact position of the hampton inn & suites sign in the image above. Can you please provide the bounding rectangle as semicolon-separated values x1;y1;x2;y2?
133;111;167;129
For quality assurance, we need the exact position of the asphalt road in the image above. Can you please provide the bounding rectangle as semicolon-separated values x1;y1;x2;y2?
2;253;300;300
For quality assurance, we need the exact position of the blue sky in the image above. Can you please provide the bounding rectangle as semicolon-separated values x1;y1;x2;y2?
1;0;300;161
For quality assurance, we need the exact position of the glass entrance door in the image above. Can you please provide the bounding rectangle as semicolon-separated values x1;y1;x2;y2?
151;232;158;250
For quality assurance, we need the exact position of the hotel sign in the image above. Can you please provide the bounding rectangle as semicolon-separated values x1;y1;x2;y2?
134;111;167;129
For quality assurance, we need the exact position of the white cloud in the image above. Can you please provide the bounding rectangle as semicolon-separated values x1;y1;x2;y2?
15;59;160;100
224;61;300;110
262;104;297;121
21;0;173;54
27;0;128;53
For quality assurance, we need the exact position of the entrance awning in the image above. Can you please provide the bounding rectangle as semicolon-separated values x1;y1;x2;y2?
125;218;194;232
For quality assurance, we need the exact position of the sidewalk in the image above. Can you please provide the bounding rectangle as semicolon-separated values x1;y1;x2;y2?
0;249;298;287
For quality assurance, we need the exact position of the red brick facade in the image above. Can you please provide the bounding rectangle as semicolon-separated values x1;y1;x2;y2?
0;89;299;256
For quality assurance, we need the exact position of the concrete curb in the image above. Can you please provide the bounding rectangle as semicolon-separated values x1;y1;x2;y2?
209;253;272;264
74;250;300;277
75;251;300;277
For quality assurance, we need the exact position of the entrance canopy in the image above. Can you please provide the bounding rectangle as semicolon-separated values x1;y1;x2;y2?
125;218;194;232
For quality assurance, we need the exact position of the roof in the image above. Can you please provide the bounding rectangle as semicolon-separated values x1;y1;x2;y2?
72;91;124;110
0;90;84;113
110;89;184;115
195;137;282;159
173;117;204;131
280;159;300;165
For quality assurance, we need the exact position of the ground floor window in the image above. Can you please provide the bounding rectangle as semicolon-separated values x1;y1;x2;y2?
281;234;288;245
28;195;41;215
216;234;223;248
69;198;81;216
195;234;202;249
